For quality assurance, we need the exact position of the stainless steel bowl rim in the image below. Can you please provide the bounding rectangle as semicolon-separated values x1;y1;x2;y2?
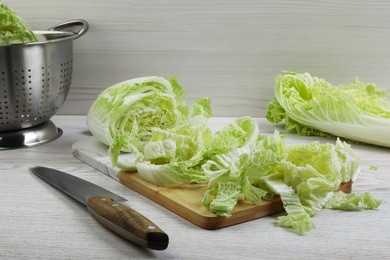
0;19;89;47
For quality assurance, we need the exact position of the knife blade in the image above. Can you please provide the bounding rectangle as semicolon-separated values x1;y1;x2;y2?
30;166;169;250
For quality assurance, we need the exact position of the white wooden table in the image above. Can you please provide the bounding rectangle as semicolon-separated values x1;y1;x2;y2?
0;115;389;259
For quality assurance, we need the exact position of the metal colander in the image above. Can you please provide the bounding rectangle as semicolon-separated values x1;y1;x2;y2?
0;19;88;132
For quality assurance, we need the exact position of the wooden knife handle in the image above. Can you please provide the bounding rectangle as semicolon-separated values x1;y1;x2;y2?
86;196;169;250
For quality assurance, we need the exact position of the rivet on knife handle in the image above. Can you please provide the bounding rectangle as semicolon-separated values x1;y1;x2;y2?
86;196;169;250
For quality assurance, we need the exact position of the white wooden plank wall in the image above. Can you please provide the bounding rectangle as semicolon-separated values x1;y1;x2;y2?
7;0;390;117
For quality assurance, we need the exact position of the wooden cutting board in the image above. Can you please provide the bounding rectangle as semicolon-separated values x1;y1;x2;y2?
72;137;352;230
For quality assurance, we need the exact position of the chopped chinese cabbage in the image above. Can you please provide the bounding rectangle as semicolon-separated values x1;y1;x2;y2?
266;71;390;147
0;4;38;45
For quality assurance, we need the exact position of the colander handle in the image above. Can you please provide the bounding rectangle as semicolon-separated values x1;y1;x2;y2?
48;19;89;39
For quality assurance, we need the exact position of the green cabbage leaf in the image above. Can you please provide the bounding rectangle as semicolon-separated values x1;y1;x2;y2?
324;191;383;210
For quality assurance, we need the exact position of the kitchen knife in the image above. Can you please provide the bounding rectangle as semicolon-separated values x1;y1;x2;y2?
30;166;169;250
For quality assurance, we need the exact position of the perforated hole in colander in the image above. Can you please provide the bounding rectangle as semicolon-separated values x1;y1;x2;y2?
13;68;34;125
1;71;10;127
37;65;50;121
57;60;73;109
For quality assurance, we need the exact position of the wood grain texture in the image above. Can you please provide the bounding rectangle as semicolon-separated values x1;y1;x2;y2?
1;116;389;259
86;196;168;250
7;0;390;117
